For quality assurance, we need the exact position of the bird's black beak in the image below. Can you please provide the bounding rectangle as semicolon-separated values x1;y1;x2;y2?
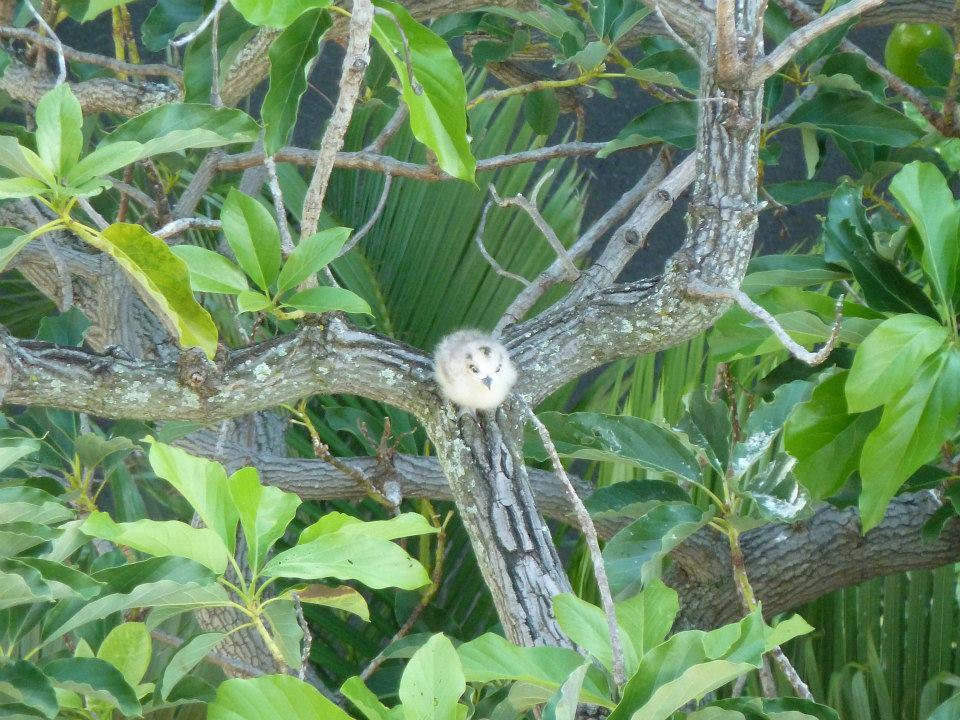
482;376;493;389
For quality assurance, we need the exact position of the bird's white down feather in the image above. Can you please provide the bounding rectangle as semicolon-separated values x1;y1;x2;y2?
433;329;517;410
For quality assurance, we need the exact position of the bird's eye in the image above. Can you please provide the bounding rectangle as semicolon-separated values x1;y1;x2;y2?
470;365;479;373
496;364;502;373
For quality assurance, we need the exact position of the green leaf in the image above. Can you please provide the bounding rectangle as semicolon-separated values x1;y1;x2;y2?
261;600;303;668
889;161;960;311
159;632;226;700
614;579;679;658
599;102;698;157
543;663;590;720
786;91;923;146
87;224;218;358
845;313;949;412
584;480;691;520
146;440;240;554
859;346;960;531
263;531;430;589
221;189;282;291
169;245;249;294
742;254;849;293
675;387;731;474
74;433;134;470
341;676;392;720
277;227;351;293
603;502;709;599
284;286;372;315
64;142;144;187
43;580;229;647
930;693;960;720
524;90;560;136
298;511;438;543
730;380;811;477
34;85;84;177
608;611;766;720
81;512;230;574
229;0;331;27
43;658;140;716
0;660;58;718
821;184;937;318
738;453;813;524
399;634;465;720
11;558;101;600
525;412;701;483
0;177;49;200
208;675;352;720
97;622;152;687
262;10;331;154
0;136;52;181
99;103;258;159
371;0;476;182
237;291;273;313
227;466;301;574
0;435;40;473
293;584;370;620
457;633;612;707
0;487;72;525
785;370;880;500
553;593;639;675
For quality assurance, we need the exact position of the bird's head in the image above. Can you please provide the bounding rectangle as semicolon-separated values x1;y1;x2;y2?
457;337;517;398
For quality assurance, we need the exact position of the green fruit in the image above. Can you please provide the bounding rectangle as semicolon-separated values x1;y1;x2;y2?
884;23;954;88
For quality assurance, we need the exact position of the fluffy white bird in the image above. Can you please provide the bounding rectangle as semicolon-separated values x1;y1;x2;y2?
433;329;518;411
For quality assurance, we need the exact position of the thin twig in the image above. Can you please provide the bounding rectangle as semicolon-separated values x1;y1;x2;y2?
373;6;421;94
116;165;134;222
170;0;229;48
265;155;294;254
766;84;818;129
24;1;65;85
154;217;222;240
338;174;392;257
652;1;708;72
301;0;374;241
769;645;814;699
140;158;171;225
292;592;313;681
359;512;450;681
78;198;108;230
110;176;158;217
365;104;408;153
174;150;222;219
489;183;579;280
687;277;844;366
210;7;222;107
473;200;530;286
750;0;884;85
525;407;626;690
0;26;182;83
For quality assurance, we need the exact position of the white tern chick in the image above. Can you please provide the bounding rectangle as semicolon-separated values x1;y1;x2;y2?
434;329;517;411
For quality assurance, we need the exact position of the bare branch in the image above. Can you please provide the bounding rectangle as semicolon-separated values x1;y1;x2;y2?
24;1;65;85
489;183;580;280
175;150;222;219
264;155;294;254
154;217;222;240
474;200;531;287
0;26;182;83
652;1;709;72
170;0;230;48
78;198;108;230
365;104;409;153
686;277;844;366
301;0;374;240
525;407;626;689
750;0;885;85
338;174;393;258
769;646;814;699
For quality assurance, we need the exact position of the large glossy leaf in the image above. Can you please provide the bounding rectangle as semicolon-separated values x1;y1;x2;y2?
738;453;813;524
0;136;51;181
262;530;430;589
821;184;937;318
0;487;72;525
845;313;949;413
0;227;43;273
602;502;709;599
43;658;140;716
615;579;679;658
88;224;218;358
674;387;731;473
11;558;101;600
599;101;698;157
553;593;640;676
81;511;230;574
229;0;331;27
96;622;151;687
100;104;259;158
729;380;812;478
0;435;41;474
64;141;145;187
457;633;612;707
145;440;239;554
711;697;840;720
889;162;960;311
0;176;50;199
209;675;352;720
584;480;690;520
220;189;282;291
0;660;58;718
785;370;879;500
787;91;923;146
371;0;475;182
543;663;591;720
525;412;701;483
159;632;227;700
341;676;392;720
262;10;330;154
298;511;436;544
398;634;465;720
293;584;370;620
171;245;250;294
930;693;960;720
227;466;301;574
277;227;351;293
859;346;960;531
35;85;83;177
284;286;372;315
